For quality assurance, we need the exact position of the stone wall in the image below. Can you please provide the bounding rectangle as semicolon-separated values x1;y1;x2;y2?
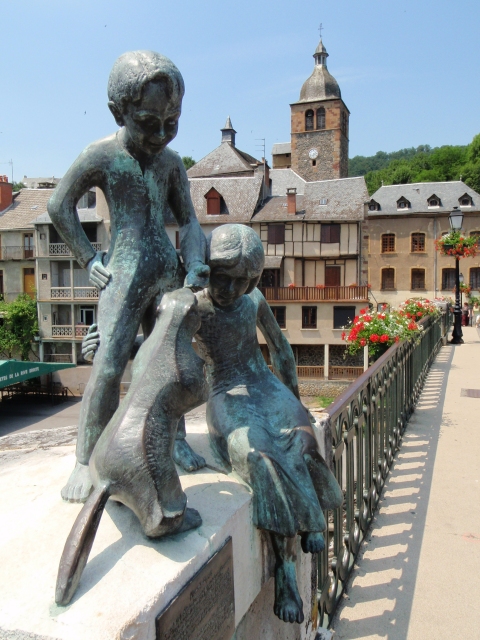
329;345;363;366
292;130;336;182
299;379;352;399
298;345;324;365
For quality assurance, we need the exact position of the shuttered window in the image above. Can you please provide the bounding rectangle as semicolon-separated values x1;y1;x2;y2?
381;268;395;290
411;269;425;290
267;224;285;245
321;224;340;243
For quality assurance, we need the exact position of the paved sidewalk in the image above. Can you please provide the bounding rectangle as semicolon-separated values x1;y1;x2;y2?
331;327;480;639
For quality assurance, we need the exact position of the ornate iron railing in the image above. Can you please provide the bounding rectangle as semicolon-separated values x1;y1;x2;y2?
49;242;101;256
50;287;99;300
315;310;451;629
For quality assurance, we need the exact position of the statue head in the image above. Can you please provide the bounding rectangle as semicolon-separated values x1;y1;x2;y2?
107;51;184;156
207;224;265;307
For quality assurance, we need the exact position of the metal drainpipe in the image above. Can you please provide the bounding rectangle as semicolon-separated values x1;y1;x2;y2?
433;216;437;297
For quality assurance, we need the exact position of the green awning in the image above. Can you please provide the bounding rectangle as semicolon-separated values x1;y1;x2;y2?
0;360;76;389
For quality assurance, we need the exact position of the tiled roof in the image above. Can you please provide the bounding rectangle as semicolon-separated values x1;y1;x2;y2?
369;181;480;216
189;176;263;224
0;189;54;230
272;142;291;155
187;142;260;178
303;177;367;220
251;195;305;221
270;168;306;196
252;176;367;222
33;209;103;224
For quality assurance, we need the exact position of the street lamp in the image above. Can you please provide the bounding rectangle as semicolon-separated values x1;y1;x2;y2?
449;207;464;344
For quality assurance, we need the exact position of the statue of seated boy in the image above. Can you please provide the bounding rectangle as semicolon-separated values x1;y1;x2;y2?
83;224;343;624
48;50;209;503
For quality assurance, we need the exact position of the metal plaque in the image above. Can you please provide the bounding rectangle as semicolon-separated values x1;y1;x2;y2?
156;537;235;640
461;388;480;398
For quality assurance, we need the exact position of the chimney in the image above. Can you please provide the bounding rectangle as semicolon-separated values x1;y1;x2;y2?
287;187;297;214
0;176;13;213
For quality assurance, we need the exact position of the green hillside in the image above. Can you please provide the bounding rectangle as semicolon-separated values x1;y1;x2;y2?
349;134;480;195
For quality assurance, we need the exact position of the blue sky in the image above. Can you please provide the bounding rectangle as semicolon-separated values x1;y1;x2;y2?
1;0;479;181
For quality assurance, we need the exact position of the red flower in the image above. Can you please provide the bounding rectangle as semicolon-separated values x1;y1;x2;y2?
380;334;389;343
395;336;400;342
360;338;367;346
341;332;346;340
370;334;379;343
408;322;417;330
360;308;367;314
364;315;372;322
417;312;423;317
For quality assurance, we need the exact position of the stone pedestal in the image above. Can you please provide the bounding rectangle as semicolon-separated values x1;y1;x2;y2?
0;411;328;640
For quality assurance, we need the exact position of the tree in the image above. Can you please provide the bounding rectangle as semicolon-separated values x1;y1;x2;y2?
182;156;196;170
0;294;38;361
12;181;26;192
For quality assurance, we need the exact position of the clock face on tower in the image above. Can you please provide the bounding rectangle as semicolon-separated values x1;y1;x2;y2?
308;148;318;160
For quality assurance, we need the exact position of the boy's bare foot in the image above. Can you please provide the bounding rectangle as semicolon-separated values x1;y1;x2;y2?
173;439;206;472
301;531;325;554
177;507;202;532
274;562;304;624
61;462;93;503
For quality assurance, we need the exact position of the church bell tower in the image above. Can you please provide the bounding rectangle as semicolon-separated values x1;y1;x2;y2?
290;38;349;181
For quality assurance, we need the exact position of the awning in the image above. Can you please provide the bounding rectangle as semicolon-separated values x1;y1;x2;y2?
0;361;76;389
264;256;283;269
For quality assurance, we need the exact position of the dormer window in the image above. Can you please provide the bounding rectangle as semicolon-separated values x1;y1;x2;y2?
368;199;380;212
316;107;325;130
427;194;441;207
459;193;473;207
305;110;314;131
397;197;410;210
205;188;228;215
319;198;327;205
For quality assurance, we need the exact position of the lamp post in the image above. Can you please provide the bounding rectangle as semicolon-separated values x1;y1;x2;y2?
450;207;464;344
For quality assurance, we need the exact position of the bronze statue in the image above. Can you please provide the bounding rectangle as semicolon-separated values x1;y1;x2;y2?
47;51;209;503
56;288;205;606
63;224;343;624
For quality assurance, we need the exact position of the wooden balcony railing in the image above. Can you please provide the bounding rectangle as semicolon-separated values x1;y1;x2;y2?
259;286;369;302
0;246;35;260
49;242;102;256
268;365;362;380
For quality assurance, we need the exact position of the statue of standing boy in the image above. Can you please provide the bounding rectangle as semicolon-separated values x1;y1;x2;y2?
48;51;209;502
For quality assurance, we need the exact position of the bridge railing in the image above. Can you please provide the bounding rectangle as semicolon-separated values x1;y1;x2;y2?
315;309;451;629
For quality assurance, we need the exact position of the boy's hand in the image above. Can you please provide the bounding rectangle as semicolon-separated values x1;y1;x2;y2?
184;262;210;291
82;324;100;362
87;251;111;290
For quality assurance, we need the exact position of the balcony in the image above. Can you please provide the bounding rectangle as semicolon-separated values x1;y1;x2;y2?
268;365;364;380
259;285;369;302
50;287;99;300
48;242;102;256
0;246;35;260
50;325;89;339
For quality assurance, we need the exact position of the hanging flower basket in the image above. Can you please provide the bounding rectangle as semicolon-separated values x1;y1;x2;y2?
435;231;478;258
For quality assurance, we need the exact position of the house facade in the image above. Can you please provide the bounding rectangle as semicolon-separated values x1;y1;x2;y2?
0;178;47;303
365;181;480;307
33;189;110;365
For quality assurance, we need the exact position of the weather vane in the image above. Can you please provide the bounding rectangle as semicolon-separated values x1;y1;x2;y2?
318;23;324;38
